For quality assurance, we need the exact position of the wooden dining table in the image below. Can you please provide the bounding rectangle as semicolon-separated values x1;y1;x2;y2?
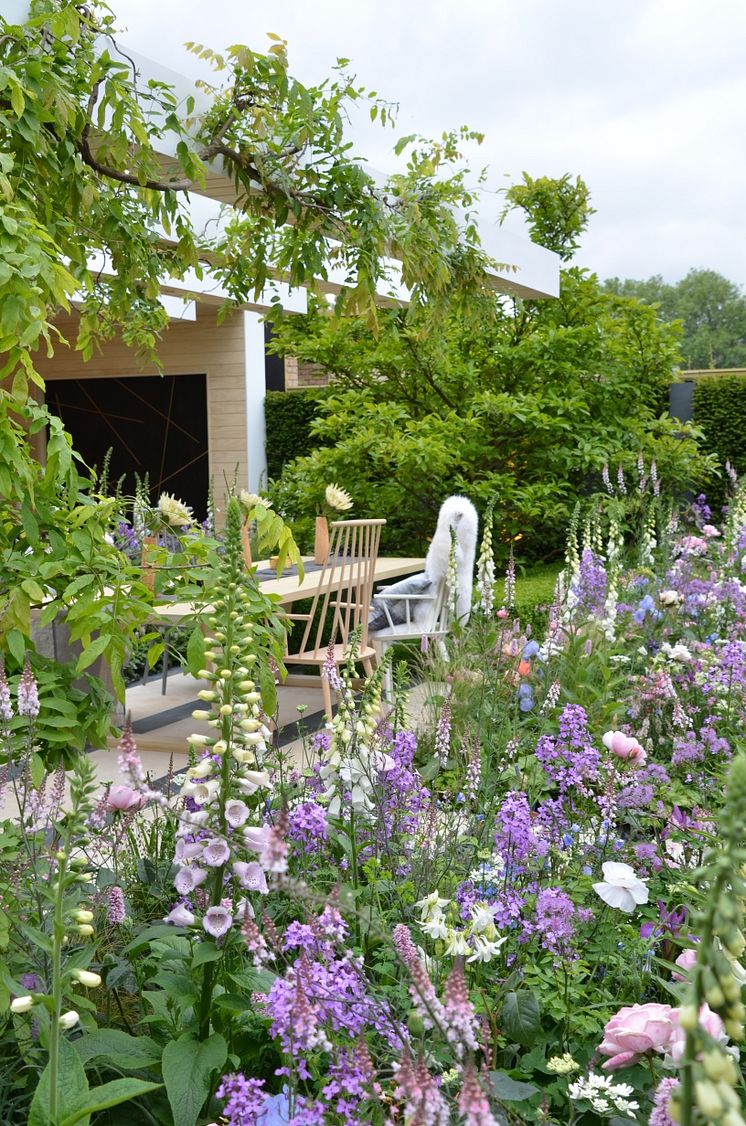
150;555;426;623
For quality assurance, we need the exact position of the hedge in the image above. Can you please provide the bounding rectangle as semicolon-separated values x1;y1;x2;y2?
264;390;326;480
693;375;746;508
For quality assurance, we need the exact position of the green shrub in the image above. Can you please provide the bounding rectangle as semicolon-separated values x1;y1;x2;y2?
264;390;327;480
693;374;746;509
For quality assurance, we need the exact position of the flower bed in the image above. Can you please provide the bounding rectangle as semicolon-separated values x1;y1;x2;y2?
3;475;746;1125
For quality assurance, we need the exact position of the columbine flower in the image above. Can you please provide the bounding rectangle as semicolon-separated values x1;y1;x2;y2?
324;483;353;513
203;838;231;867
469;901;498;934
415;891;450;921
443;929;471;957
158;492;193;526
593;862;649;913
420;912;448;941
467;934;507;963
203;906;233;938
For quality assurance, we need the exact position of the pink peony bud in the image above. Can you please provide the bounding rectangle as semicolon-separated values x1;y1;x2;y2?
602;730;647;765
105;784;144;812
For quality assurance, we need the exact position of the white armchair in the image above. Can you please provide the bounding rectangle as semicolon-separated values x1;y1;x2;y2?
369;575;450;697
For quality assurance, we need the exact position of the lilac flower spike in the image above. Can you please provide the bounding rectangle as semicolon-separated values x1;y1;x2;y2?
17;656;39;718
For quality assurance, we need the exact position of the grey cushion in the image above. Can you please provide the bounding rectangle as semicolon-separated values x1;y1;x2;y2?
368;574;433;632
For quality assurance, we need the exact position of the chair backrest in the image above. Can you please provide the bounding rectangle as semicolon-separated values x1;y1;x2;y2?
295;518;385;656
416;576;451;634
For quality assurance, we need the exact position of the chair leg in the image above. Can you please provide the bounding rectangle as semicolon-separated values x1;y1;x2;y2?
161;627;171;695
321;673;334;723
361;657;374;678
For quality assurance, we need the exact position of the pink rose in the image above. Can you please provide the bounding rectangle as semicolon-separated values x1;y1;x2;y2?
668;1004;726;1065
672;948;697;981
105;784;144;812
602;730;647;765
599;1003;676;1070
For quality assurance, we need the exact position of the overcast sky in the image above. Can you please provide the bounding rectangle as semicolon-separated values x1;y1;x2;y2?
113;0;746;288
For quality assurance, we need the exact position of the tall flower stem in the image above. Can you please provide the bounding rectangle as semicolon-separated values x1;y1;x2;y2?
48;850;68;1125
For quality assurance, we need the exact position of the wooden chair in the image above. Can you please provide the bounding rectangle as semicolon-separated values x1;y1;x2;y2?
284;518;385;719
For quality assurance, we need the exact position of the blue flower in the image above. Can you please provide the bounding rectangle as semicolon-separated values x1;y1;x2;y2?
522;640;541;660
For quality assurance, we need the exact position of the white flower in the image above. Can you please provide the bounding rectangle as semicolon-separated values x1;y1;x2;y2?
661;642;693;664
10;995;34;1014
74;970;102;988
443;929;472;957
59;1011;80;1030
420;912;448;941
158;492;194;526
592;861;648;913
324;483;353;513
659;589;682;606
415;891;450;921
225;799;250;828
239;490;271;510
469;901;499;934
569;1073;639;1116
467;934;507;963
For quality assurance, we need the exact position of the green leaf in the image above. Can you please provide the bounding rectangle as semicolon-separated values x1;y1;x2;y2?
258;661;277;717
162;1033;227;1126
74;1028;163;1070
191;941;222;968
6;627;25;664
60;1078;162;1125
186;626;206;677
28;1036;90;1126
75;632;109;673
21;578;45;603
489;1071;539;1102
30;751;44;790
501;990;540;1046
121;924;187;954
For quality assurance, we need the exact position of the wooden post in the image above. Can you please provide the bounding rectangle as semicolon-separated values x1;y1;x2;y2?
140;535;158;591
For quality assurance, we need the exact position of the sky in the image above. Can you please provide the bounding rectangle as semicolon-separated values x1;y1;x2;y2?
112;0;746;288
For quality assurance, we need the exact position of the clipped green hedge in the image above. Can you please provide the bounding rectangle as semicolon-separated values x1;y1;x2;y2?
264;390;326;481
694;375;746;507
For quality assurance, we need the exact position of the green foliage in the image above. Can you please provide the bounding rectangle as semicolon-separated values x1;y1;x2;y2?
693;374;746;507
269;265;712;561
603;268;746;370
1;0;498;399
501;172;595;261
264;389;326;480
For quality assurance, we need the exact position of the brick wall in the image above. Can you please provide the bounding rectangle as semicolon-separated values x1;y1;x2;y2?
284;355;329;389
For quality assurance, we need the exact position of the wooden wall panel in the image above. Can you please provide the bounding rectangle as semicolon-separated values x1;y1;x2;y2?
32;306;248;523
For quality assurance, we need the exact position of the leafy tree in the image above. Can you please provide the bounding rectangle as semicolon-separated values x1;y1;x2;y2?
501;173;595;262
0;0;501;747
603;269;746;369
268;178;713;560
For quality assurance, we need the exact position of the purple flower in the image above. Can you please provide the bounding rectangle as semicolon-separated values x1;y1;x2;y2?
174;866;208;895
203;905;233;938
288;801;329;855
164;903;196;926
0;660;12;723
203;838;231;867
572;549;607;615
107;886;126;926
17;656;39;718
216;1072;267;1126
233;861;268;893
226;799;250;828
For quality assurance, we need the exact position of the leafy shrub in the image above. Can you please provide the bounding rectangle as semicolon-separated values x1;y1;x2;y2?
693;373;746;510
264;390;328;480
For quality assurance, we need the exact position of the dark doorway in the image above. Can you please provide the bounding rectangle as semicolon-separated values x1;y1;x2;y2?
264;323;286;391
47;374;209;521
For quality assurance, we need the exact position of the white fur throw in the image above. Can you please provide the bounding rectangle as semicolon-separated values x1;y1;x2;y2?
368;495;479;632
